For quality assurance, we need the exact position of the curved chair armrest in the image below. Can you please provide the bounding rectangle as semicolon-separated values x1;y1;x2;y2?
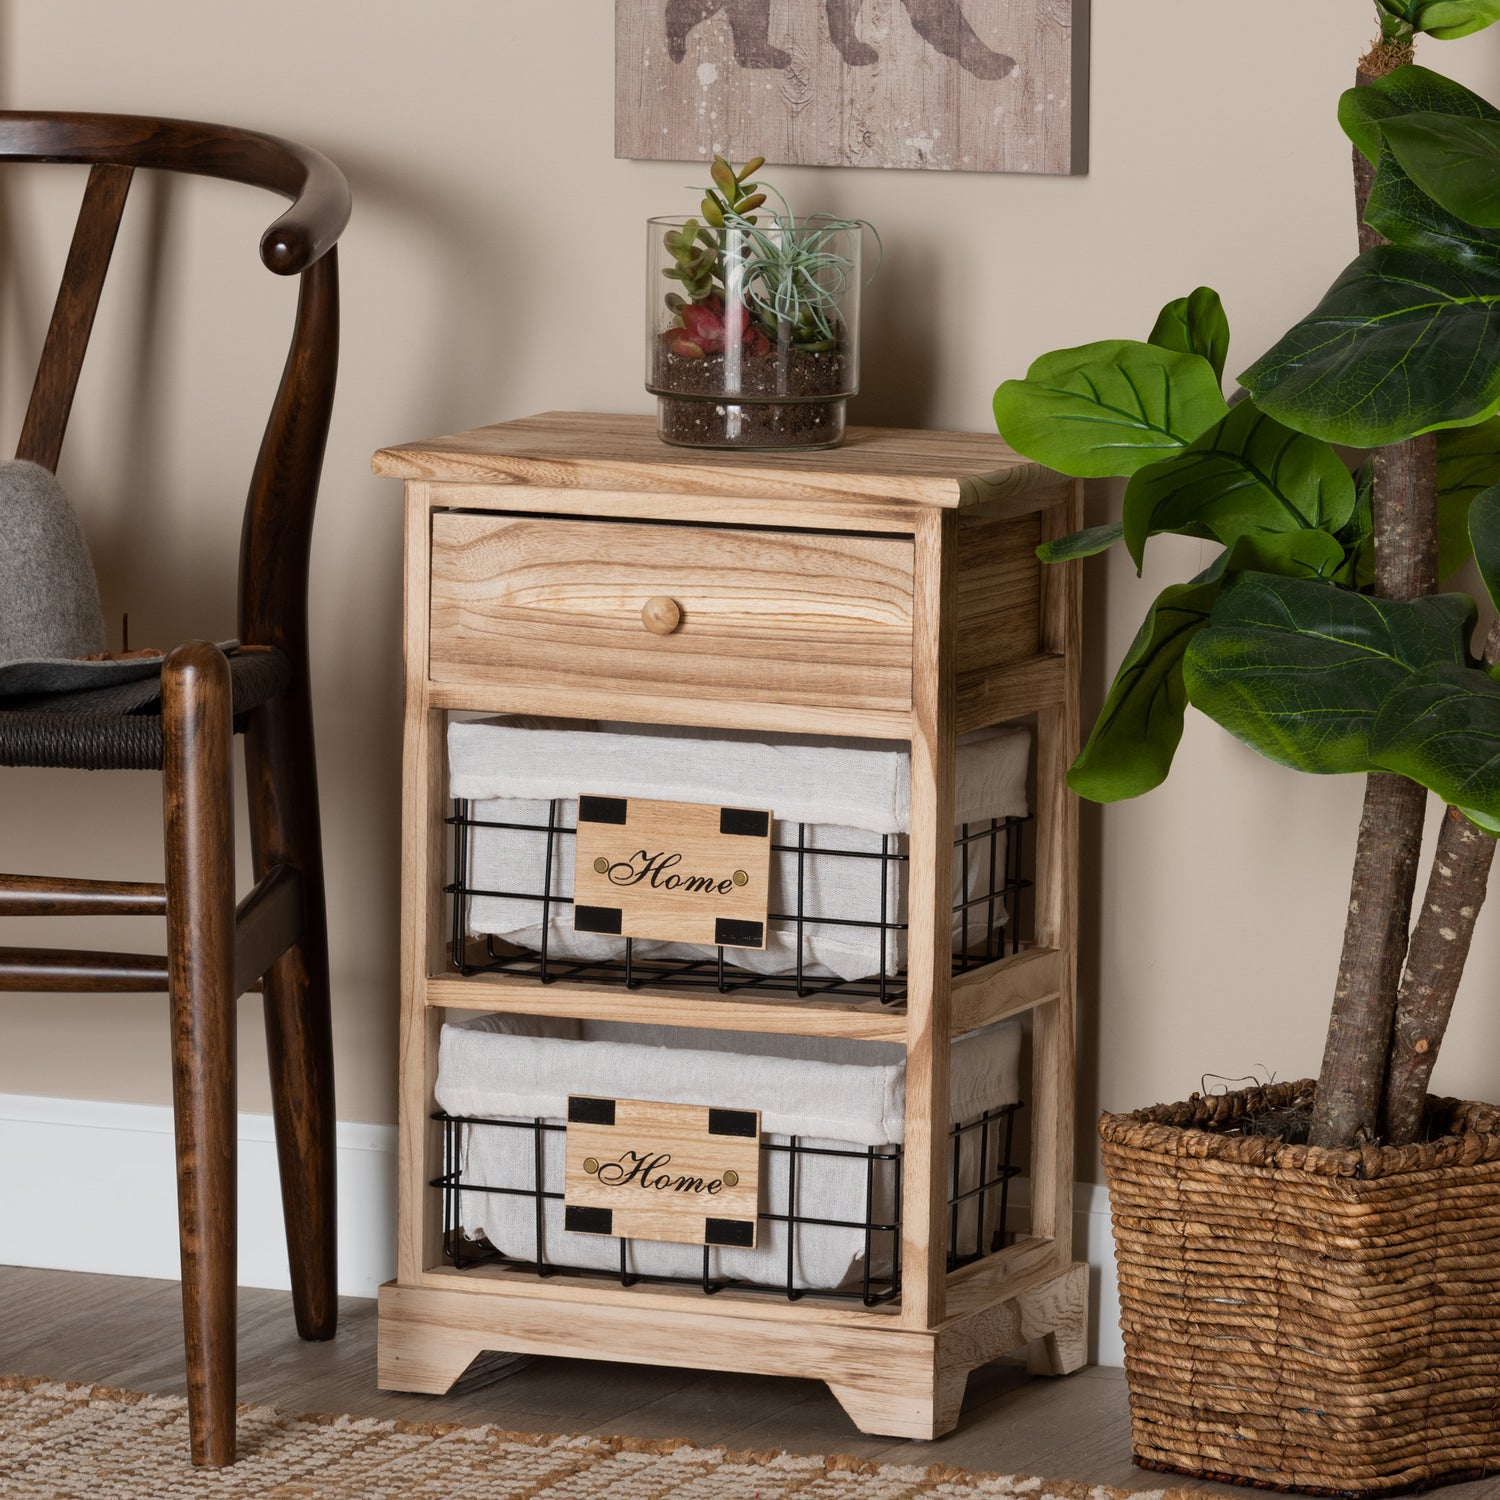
253;135;350;275
0;111;351;276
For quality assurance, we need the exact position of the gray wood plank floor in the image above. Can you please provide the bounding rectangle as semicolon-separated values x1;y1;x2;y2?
1;1265;1497;1496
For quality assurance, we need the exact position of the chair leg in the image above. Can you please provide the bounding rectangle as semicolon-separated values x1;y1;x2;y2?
162;641;239;1467
244;685;337;1342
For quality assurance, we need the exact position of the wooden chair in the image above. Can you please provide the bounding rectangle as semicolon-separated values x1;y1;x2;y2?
0;113;350;1466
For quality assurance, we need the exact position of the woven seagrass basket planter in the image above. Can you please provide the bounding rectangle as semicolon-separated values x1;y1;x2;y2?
1100;1081;1500;1496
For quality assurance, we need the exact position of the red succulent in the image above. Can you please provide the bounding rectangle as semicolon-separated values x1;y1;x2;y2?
662;294;772;360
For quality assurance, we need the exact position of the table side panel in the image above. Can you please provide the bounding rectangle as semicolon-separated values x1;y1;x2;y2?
955;509;1043;679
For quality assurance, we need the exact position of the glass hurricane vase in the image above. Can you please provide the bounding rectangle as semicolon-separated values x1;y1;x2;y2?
646;215;861;451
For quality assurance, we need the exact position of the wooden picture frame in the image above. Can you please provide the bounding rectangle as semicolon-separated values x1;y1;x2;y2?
615;0;1090;175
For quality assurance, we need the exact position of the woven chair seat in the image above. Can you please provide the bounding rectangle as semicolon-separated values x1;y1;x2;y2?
0;647;292;771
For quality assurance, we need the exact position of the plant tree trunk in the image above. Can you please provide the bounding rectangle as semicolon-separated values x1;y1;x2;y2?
1308;38;1434;1150
1381;621;1500;1145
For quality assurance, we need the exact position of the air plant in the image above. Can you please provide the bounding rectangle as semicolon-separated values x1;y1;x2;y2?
659;154;874;360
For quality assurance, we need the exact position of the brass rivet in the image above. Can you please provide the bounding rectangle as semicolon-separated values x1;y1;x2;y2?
583;1157;600;1175
732;869;749;887
593;857;609;874
722;1169;739;1188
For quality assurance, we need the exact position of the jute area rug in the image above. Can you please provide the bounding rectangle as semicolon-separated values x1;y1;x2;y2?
0;1376;1209;1500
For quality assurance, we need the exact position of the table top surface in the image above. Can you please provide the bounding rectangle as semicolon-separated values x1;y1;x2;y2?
372;411;1063;510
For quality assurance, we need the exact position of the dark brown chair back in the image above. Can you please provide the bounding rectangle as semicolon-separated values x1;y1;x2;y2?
0;111;350;660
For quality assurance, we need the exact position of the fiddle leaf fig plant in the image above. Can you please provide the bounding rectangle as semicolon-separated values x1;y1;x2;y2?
1119;401;1355;571
993;339;1227;478
1338;60;1500;158
996;294;1358;802
1381;112;1500;225
1183;577;1479;777
1428;415;1500;575
1376;0;1500;38
1186;500;1500;831
993;4;1500;1151
1245;70;1500;446
1147;285;1231;382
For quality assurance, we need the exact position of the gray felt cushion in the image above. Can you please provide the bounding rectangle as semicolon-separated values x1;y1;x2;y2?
0;459;106;662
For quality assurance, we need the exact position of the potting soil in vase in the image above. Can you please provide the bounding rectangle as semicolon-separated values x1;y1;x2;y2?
652;340;851;450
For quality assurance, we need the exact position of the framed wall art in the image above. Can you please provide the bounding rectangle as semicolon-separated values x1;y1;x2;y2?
616;0;1089;176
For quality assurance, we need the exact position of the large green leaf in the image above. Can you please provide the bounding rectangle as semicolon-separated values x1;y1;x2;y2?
1375;0;1418;37
1068;534;1349;803
1148;287;1230;384
1182;574;1476;774
1437;416;1500;576
1371;666;1500;819
1340;65;1500;165
1382;112;1500;228
1333;461;1376;589
1363;140;1500;268
1218;528;1348;580
993;340;1229;479
1036;521;1123;563
1247;116;1500;448
1240;244;1500;446
1416;0;1500;38
1371;2;1500;39
1463;802;1500;834
1068;575;1219;802
1120;400;1355;570
1469;481;1500;609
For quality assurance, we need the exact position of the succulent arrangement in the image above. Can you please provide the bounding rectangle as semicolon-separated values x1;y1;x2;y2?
648;154;872;448
658;154;867;362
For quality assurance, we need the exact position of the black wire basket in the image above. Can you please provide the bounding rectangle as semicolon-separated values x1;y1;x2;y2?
446;798;1033;1006
433;1101;1022;1306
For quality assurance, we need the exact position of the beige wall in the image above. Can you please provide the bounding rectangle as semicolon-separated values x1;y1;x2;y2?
3;1;1500;1168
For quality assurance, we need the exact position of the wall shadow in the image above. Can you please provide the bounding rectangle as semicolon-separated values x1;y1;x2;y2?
92;170;175;645
332;146;521;438
847;232;939;429
1072;475;1117;1178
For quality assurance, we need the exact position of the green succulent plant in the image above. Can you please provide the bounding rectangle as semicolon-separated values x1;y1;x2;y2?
661;154;766;306
659;154;874;361
701;152;767;229
721;193;866;352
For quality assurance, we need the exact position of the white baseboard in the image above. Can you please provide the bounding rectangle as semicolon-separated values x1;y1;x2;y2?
1008;1177;1120;1367
1077;1181;1122;1367
0;1093;397;1298
0;1092;1123;1365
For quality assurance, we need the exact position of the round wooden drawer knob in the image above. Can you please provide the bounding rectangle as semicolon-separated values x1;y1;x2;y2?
641;596;682;635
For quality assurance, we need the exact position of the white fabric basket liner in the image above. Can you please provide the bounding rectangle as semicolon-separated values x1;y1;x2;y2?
436;1012;1022;1292
448;717;1031;981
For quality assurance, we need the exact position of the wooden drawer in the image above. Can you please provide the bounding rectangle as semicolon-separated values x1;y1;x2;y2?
428;512;915;713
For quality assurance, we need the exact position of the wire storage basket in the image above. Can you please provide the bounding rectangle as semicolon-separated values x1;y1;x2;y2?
447;797;1031;1005
429;1012;1026;1302
433;1102;1021;1305
442;715;1036;1005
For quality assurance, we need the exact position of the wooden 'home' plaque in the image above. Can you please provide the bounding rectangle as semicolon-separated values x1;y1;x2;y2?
571;795;773;948
563;1095;762;1247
